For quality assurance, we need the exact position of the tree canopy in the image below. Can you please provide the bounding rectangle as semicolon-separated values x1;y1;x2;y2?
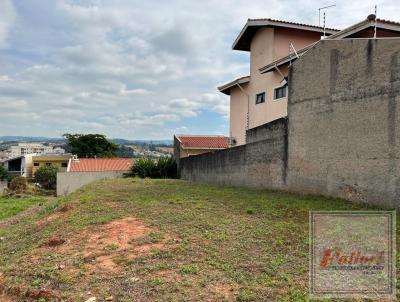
63;133;118;158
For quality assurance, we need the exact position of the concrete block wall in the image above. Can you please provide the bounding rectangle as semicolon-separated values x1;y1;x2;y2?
287;39;400;207
57;171;125;196
181;118;287;189
180;39;400;208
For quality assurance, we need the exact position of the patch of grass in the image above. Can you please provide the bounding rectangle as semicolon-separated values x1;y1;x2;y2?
179;264;199;274
0;178;393;301
0;196;45;220
104;243;119;251
236;289;255;301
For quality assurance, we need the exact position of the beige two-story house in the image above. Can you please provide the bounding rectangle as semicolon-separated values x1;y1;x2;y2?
220;16;400;146
218;19;339;145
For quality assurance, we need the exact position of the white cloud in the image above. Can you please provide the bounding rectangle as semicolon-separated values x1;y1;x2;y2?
0;0;16;48
0;0;399;139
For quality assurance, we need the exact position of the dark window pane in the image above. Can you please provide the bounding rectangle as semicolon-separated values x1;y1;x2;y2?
255;92;265;104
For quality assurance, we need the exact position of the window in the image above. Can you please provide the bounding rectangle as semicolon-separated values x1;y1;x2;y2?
255;92;265;104
61;163;68;168
45;163;52;166
274;84;288;100
34;163;39;167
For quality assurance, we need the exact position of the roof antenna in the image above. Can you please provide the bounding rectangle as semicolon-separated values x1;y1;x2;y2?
374;4;377;38
318;4;336;26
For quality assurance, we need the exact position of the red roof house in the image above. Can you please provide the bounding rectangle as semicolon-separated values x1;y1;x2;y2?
174;135;229;159
68;158;133;172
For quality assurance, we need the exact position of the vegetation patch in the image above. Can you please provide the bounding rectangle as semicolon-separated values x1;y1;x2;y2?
0;178;393;301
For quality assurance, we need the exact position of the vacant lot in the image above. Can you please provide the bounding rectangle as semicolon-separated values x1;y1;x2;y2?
0;179;395;301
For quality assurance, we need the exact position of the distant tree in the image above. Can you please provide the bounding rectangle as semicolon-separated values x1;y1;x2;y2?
63;133;118;158
115;145;134;158
35;165;58;190
0;164;7;181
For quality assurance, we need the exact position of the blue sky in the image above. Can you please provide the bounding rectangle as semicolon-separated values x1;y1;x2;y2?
0;0;399;139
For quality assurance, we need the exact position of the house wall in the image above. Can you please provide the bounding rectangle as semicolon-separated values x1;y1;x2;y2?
57;171;126;196
230;84;249;145
32;155;71;175
180;118;288;189
287;38;400;207
229;27;321;145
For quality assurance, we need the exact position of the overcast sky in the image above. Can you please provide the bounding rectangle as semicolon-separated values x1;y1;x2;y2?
0;0;399;139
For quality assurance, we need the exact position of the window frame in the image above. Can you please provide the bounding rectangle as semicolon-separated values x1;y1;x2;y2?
255;92;266;105
273;84;288;100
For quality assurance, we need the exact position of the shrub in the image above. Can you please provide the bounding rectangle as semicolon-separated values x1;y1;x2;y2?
129;156;177;179
156;156;177;178
35;165;58;190
0;164;7;181
9;176;27;193
130;158;157;178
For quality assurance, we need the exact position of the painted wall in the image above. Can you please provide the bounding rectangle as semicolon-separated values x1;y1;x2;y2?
230;84;249;145
57;171;126;196
32;155;71;175
230;27;321;145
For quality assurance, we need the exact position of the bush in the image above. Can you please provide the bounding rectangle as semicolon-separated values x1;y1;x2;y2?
9;176;27;193
156;156;177;178
35;165;58;190
130;158;157;178
0;164;7;181
129;156;177;179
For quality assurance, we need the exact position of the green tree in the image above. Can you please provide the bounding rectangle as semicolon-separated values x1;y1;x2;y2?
63;133;118;158
34;165;58;190
0;164;8;181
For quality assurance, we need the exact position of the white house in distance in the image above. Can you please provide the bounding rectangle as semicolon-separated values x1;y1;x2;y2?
10;143;54;157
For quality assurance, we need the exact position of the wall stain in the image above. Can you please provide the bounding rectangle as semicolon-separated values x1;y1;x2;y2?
388;51;400;197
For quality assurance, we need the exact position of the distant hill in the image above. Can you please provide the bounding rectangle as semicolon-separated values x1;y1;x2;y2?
0;136;173;146
0;136;65;144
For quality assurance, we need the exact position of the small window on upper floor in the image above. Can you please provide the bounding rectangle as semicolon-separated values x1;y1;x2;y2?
274;84;288;100
61;163;68;168
33;163;39;167
255;92;265;104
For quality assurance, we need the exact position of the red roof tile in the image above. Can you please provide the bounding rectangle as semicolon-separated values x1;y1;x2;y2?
176;135;229;149
69;158;133;172
247;18;340;32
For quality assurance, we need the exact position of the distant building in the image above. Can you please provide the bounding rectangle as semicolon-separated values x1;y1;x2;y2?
53;147;66;154
0;150;11;161
32;154;72;175
174;135;229;159
1;154;35;177
10;143;53;157
57;158;134;196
